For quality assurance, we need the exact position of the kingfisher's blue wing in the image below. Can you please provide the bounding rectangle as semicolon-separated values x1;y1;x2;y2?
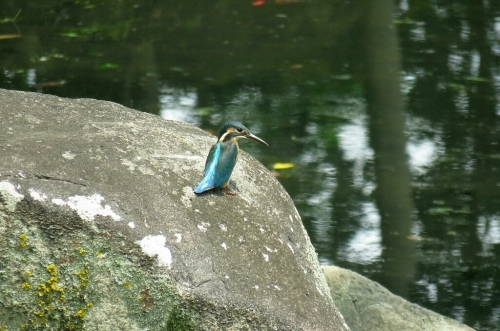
193;144;221;193
213;142;238;188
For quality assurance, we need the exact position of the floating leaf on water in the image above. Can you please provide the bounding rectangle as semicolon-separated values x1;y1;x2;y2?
170;67;185;72
39;80;67;87
252;0;266;6
0;34;22;40
60;31;80;38
394;18;416;24
273;162;294;170
427;207;453;215
407;235;433;241
427;207;470;215
331;74;352;80
0;9;22;24
97;63;120;69
52;53;67;59
464;76;490;82
447;82;465;90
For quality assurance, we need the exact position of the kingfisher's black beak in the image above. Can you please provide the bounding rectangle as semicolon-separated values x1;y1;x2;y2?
246;132;268;146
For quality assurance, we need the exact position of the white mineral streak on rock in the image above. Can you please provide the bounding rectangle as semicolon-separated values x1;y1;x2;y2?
0;181;24;211
139;235;172;267
50;193;121;222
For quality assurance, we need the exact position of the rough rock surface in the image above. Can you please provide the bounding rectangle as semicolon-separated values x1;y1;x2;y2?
323;266;475;331
0;89;349;331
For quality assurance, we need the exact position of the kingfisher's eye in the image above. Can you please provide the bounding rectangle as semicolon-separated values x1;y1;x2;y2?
237;128;243;132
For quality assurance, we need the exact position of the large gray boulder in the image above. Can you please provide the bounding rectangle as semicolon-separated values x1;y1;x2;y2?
0;89;349;330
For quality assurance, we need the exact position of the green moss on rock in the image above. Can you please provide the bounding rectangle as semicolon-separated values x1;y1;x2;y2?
165;306;195;331
0;217;182;331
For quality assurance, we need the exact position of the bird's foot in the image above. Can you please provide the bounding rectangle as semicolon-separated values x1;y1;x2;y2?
223;186;236;196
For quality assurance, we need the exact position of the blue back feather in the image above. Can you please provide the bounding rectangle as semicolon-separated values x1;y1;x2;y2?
194;141;238;193
193;144;221;193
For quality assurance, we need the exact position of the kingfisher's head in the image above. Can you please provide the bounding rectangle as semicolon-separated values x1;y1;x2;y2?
217;122;268;146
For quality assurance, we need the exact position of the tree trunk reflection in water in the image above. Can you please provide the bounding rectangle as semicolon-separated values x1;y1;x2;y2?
125;41;160;114
464;0;498;324
360;0;415;298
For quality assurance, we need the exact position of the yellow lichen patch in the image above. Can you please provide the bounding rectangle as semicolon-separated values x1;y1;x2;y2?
122;280;132;288
75;309;85;318
45;264;63;294
36;283;49;296
75;303;93;320
21;282;31;290
78;248;86;255
76;268;89;288
18;233;28;248
46;264;58;277
22;263;93;330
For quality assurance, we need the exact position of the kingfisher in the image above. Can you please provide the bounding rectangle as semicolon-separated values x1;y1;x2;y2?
194;121;268;195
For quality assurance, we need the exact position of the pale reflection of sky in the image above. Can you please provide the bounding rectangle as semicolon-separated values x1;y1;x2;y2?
431;3;448;19
340;202;381;264
308;163;337;246
401;71;416;95
470;50;480;77
3;69;14;79
335;116;443;264
495;17;500;36
159;87;199;125
460;20;470;41
494;71;500;115
478;215;500;245
448;52;464;75
454;88;469;114
416;278;438;303
452;305;466;324
410;22;426;42
27;69;36;87
407;139;438;174
337;116;442;180
337;118;374;188
300;147;327;164
412;219;423;237
492;17;500;56
399;0;408;12
406;116;443;174
227;87;262;111
160;86;264;126
488;307;500;330
338;118;370;161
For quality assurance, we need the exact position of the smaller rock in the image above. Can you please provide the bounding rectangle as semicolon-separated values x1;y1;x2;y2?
323;266;474;331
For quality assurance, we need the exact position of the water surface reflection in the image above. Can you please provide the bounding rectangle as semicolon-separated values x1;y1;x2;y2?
2;0;500;329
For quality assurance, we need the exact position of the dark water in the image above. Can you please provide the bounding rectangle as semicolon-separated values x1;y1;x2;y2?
2;1;500;329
